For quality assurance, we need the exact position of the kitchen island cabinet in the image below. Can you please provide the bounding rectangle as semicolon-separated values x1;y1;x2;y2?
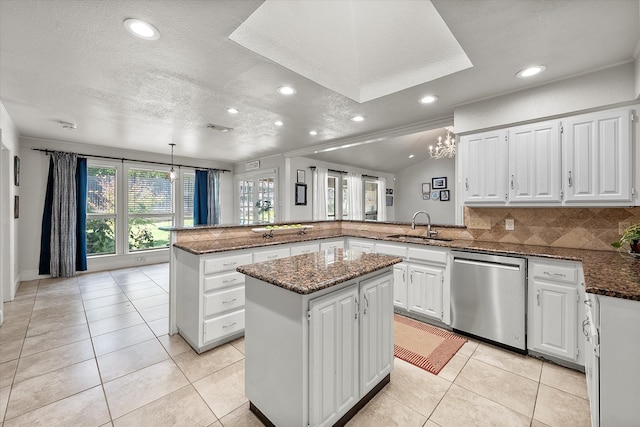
238;249;401;427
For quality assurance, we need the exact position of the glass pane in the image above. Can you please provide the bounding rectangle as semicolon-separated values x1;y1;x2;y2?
128;169;173;214
86;218;116;255
183;172;194;227
238;180;253;224
342;177;349;219
87;166;116;214
365;181;378;220
256;177;275;224
327;176;336;220
128;217;172;251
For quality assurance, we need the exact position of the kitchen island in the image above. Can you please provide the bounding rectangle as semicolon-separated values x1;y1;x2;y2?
237;249;402;427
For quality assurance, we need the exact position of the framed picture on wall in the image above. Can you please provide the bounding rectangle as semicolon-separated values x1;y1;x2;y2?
422;193;430;200
386;195;393;206
421;183;430;194
14;195;19;218
14;156;20;186
432;177;447;189
440;190;450;201
296;169;305;183
295;183;307;205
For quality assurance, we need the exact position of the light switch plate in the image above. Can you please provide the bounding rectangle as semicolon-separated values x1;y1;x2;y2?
468;217;492;230
505;218;515;231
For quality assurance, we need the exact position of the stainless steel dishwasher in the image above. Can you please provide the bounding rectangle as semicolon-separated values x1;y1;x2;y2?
450;251;527;351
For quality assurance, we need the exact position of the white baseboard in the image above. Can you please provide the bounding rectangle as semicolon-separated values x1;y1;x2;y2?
20;249;170;281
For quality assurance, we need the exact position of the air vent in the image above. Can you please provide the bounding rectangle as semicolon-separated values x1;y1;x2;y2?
205;123;233;132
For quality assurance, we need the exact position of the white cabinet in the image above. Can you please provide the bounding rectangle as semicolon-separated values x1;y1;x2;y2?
528;259;583;364
290;242;320;256
408;263;443;320
359;274;394;396
176;250;252;353
320;239;345;251
309;284;359;427
253;246;290;263
392;263;408;310
508;120;562;204
563;108;633;204
460;129;508;205
348;238;375;253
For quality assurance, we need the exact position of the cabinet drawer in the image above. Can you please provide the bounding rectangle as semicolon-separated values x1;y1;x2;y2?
291;243;320;256
375;243;407;258
407;247;448;264
531;262;577;284
204;253;253;275
204;286;245;317
203;309;245;343
253;247;290;263
320;240;344;251
203;271;245;292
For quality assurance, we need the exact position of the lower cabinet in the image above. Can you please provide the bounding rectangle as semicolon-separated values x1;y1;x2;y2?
407;263;444;321
527;258;584;365
392;263;408;310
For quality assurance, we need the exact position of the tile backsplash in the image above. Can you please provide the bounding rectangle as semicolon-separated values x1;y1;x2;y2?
465;206;640;251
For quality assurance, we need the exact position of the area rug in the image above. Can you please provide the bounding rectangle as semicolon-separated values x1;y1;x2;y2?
394;314;467;375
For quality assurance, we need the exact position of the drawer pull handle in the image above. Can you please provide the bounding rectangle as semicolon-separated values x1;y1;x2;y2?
267;255;278;259
222;298;237;304
568;170;573;187
222;322;237;329
543;271;566;278
222;278;238;283
223;262;237;266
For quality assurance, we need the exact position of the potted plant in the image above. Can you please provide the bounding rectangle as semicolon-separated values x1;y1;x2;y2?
612;223;640;254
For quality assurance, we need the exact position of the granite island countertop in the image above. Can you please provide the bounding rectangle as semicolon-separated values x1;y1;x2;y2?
236;249;402;295
173;232;640;301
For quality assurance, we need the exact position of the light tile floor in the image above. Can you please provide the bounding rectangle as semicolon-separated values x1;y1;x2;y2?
0;264;591;426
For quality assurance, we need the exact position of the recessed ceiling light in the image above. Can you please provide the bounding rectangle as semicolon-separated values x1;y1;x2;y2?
123;19;160;40
408;154;415;159
277;86;296;95
309;130;318;136
351;115;365;122
227;108;239;114
516;65;546;78
274;121;284;126
419;95;438;104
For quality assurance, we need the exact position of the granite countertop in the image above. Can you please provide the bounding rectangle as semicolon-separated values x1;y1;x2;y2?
236;249;402;295
173;231;640;301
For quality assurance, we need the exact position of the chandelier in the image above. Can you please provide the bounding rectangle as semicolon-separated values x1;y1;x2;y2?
429;130;456;159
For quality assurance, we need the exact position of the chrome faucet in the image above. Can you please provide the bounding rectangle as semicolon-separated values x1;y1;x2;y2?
411;211;438;237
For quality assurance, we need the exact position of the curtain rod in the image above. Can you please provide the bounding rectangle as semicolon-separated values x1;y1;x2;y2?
31;148;231;172
362;174;379;180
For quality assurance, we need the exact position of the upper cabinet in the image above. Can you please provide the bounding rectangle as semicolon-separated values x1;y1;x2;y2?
460;106;635;207
460;129;508;205
563;108;633;204
508;121;562;204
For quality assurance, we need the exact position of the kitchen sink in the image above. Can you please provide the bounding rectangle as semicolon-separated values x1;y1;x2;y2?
386;234;453;243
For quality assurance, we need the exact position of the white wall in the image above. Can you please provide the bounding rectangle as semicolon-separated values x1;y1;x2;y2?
454;62;637;134
0;102;21;316
19;137;235;280
394;156;455;225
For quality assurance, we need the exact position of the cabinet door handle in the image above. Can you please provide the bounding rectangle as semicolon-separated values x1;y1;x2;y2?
568;171;573;187
536;289;540;306
363;294;369;315
222;298;237;304
402;271;405;282
465;178;469;191
222;322;237;329
584;299;592;306
510;175;514;190
355;297;359;320
410;272;413;283
582;319;590;337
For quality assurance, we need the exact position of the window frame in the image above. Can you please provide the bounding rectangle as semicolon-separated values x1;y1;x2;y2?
86;162;119;256
235;168;278;225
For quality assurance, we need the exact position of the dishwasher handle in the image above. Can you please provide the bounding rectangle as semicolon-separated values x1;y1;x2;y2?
453;258;522;271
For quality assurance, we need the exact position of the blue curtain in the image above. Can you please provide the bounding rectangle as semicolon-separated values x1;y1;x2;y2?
194;169;209;225
38;155;88;275
76;158;87;271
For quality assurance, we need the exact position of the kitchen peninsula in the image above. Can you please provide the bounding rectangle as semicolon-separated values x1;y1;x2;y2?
237;249;402;427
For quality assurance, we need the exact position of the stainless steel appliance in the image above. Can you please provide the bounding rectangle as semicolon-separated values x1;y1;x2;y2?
451;251;527;351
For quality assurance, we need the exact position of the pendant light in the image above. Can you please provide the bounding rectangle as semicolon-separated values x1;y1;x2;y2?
169;143;177;181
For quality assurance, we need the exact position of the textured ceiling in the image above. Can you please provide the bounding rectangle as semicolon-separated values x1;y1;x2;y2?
229;0;472;103
0;0;638;172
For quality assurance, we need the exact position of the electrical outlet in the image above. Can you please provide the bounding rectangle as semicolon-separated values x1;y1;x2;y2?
619;222;632;235
468;217;492;230
505;218;515;231
136;256;145;262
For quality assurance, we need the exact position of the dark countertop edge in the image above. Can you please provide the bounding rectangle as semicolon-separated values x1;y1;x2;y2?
237;254;403;295
161;219;466;232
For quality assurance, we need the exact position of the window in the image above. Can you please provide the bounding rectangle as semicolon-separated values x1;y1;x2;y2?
127;168;174;251
364;180;379;220
183;172;195;227
86;165;116;255
327;173;348;220
237;172;276;224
